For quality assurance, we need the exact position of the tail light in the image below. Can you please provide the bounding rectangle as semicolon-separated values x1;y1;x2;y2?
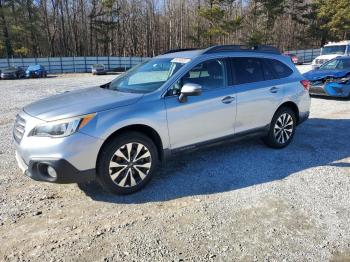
300;80;310;91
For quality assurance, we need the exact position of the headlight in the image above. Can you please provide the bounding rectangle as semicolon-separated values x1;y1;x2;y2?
29;113;96;138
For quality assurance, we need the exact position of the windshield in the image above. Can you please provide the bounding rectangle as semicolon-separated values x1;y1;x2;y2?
321;45;347;55
319;58;350;70
108;58;188;93
27;65;41;70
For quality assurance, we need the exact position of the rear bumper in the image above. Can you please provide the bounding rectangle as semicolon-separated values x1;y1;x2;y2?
298;111;309;125
16;151;95;183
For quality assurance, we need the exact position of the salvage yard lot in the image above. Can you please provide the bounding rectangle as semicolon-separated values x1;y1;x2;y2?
0;71;349;261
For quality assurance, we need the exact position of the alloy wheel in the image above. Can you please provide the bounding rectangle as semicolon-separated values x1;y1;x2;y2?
274;113;294;144
109;142;152;188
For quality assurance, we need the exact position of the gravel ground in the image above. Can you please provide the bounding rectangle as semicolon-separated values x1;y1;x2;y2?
0;71;349;261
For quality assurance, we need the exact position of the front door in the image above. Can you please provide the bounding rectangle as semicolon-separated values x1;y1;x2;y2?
164;58;237;149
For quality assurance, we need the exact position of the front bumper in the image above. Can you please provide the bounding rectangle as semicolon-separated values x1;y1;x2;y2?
309;83;350;97
309;85;328;96
26;72;40;78
14;110;104;184
15;151;95;183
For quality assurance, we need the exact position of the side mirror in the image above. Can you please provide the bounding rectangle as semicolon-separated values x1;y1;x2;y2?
178;83;202;103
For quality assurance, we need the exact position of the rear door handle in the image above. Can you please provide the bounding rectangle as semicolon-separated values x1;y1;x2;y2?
221;96;235;104
270;87;280;93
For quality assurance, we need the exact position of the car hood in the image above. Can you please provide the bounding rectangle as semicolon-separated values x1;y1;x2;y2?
24;86;143;121
303;69;350;81
314;54;341;61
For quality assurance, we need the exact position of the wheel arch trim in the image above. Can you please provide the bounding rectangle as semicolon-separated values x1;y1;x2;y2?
275;101;300;124
97;124;166;167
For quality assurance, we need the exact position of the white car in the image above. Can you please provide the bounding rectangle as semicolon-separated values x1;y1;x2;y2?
312;41;350;69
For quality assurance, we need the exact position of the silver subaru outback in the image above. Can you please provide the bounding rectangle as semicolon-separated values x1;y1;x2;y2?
13;45;311;195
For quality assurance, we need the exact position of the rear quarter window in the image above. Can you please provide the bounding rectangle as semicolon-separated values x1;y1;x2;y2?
265;59;293;79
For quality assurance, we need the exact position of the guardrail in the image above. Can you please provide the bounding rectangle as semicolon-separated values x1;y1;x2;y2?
0;56;149;74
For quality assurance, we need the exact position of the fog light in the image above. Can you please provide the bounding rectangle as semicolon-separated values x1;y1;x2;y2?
47;166;57;178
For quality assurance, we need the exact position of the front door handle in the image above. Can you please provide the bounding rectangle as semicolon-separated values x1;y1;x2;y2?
221;96;235;104
270;87;280;93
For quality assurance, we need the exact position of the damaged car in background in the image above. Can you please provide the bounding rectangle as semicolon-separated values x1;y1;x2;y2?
303;56;350;98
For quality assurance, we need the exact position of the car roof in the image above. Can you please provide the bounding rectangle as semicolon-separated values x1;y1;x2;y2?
156;45;283;60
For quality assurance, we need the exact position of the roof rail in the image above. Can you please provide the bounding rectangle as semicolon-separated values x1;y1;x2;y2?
162;48;199;55
203;45;281;55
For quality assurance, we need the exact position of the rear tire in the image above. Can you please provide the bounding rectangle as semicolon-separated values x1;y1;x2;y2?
263;107;296;149
96;132;159;195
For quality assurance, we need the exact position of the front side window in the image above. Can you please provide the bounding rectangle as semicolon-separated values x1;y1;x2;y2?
168;59;226;96
108;58;187;93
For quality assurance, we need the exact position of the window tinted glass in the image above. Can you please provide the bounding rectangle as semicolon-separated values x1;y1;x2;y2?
231;58;264;84
267;59;293;78
261;60;276;80
168;59;225;96
321;45;346;55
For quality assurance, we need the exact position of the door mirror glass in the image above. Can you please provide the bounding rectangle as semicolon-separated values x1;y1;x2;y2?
179;83;202;102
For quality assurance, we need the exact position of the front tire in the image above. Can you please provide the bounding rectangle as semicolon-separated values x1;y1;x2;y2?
96;132;159;195
263;107;296;149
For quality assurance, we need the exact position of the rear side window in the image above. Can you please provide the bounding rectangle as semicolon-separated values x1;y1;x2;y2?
265;59;293;78
231;58;264;84
261;60;275;80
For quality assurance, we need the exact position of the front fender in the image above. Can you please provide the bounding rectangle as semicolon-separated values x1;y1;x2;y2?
80;97;170;150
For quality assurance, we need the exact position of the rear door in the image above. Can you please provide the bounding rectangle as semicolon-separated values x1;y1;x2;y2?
164;58;237;149
231;57;286;133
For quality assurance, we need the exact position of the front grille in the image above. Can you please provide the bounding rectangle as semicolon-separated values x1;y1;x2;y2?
13;115;26;143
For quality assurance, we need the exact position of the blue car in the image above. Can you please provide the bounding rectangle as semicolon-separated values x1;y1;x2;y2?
303;56;350;98
26;65;47;78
